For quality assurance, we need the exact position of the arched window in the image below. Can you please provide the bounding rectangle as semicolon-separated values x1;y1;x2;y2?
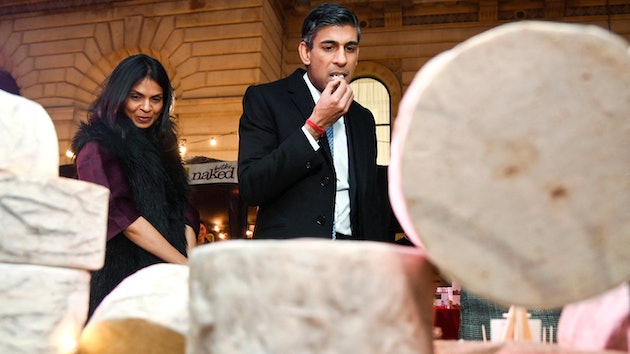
350;77;390;166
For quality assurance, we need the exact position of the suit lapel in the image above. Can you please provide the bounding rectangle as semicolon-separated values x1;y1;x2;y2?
287;70;315;122
287;69;334;162
345;105;359;210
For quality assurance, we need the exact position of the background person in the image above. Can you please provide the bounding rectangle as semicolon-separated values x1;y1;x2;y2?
197;219;209;245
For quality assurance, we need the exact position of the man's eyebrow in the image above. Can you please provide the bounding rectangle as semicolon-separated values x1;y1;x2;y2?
319;39;359;46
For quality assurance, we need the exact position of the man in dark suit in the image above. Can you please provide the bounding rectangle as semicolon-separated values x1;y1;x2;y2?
238;2;385;242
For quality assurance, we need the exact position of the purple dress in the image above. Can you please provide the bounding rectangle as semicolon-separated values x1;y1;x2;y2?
76;140;199;318
76;141;200;240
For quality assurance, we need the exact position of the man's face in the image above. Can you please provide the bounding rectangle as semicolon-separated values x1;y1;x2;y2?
299;25;360;92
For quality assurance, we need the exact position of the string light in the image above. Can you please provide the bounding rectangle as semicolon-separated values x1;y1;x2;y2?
178;131;237;150
54;316;81;354
246;225;254;239
210;224;230;241
178;139;187;157
63;130;235;162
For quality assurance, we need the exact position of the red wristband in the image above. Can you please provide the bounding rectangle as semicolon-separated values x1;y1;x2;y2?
305;119;325;136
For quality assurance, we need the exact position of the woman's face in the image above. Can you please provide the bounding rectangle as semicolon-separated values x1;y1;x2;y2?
124;78;164;129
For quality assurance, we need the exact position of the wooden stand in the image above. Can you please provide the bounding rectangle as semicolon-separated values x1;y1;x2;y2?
501;306;532;341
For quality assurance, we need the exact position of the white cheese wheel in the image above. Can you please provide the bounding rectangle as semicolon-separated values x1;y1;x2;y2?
389;21;630;309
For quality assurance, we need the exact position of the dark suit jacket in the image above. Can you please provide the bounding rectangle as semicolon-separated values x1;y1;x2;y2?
238;68;385;241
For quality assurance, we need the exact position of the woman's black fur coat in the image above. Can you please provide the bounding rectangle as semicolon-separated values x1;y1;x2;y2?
72;117;190;318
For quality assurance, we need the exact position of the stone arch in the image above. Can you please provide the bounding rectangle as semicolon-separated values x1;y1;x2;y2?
0;19;16;69
77;47;181;112
0;14;185;114
0;32;24;97
0;51;14;76
71;14;186;121
353;61;402;121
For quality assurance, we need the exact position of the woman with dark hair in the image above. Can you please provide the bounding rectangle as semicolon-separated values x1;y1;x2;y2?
71;54;198;317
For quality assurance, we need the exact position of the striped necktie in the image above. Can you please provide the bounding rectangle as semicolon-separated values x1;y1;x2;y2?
326;126;336;240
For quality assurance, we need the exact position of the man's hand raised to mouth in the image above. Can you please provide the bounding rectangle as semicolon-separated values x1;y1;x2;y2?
309;77;354;131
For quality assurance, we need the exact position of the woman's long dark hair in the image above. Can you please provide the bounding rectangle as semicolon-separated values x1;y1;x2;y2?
88;54;177;153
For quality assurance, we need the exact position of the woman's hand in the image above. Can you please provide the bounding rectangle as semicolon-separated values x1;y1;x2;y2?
185;224;196;255
124;216;188;265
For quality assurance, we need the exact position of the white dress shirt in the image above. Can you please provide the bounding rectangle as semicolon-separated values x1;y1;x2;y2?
301;73;352;236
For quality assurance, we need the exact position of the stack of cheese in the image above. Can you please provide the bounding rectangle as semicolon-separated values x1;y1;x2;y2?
188;239;436;354
0;90;109;354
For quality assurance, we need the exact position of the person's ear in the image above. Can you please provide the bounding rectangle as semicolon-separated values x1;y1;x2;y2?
298;41;311;66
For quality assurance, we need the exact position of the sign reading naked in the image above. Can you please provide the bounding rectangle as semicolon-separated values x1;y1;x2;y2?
186;161;237;185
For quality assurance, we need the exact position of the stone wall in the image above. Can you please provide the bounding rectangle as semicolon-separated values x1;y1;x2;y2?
1;0;629;162
0;0;281;162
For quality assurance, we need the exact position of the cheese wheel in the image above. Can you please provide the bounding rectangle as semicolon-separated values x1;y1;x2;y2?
389;21;630;309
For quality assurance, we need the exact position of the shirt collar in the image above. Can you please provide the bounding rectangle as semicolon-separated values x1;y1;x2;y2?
302;72;321;104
